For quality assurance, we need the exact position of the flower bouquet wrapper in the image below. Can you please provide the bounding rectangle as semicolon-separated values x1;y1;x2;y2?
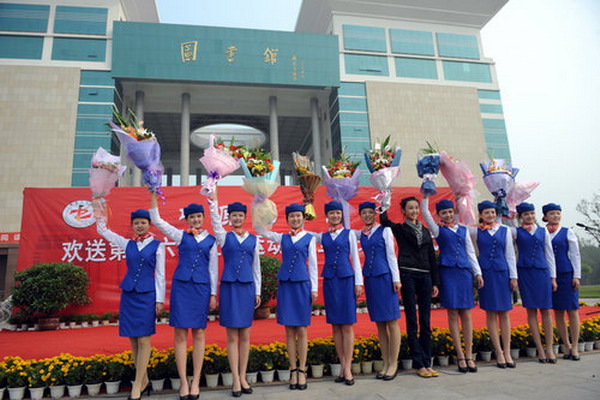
417;153;441;196
439;151;477;225
89;147;126;219
364;148;402;212
240;158;281;229
480;159;518;217
506;181;540;218
322;166;362;228
293;152;322;220
199;134;241;197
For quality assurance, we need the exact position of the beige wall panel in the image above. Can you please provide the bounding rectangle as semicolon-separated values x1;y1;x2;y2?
0;65;80;231
365;81;489;199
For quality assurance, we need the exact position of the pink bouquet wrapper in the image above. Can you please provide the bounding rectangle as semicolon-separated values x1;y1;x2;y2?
322;166;362;228
439;151;477;225
506;181;540;218
199;134;240;197
89;147;126;218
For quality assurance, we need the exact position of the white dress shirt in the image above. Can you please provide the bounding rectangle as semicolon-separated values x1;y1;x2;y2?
311;228;364;286
509;226;557;278
351;225;401;283
422;198;482;276
468;225;518;279
255;226;319;293
149;208;219;295
96;219;166;303
549;226;582;279
208;199;261;295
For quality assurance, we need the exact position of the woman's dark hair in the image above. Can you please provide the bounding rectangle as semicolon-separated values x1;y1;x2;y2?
400;196;419;211
478;218;483;224
542;216;548;223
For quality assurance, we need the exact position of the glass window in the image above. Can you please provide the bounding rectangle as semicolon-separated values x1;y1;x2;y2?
442;61;491;83
52;37;106;62
0;3;49;32
395;57;437;79
54;6;108;35
339;97;368;112
478;89;501;100
339;82;366;97
0;35;43;59
79;87;115;102
480;104;503;114
437;33;480;59
343;25;386;52
390;29;434;56
344;54;388;76
80;70;114;86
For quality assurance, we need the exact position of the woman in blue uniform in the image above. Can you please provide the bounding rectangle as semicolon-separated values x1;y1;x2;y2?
543;203;582;361
510;202;557;363
380;196;439;378
95;206;165;400
149;192;218;399
353;201;401;380
208;190;261;397
311;201;363;385
467;201;517;369
256;203;318;390
422;197;483;373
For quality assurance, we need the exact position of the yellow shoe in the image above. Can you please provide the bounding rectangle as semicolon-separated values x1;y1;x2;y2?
417;370;432;378
429;370;440;377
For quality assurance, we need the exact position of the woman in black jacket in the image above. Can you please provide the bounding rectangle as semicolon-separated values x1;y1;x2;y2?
380;196;440;378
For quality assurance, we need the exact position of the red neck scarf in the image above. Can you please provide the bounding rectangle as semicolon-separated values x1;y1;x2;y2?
546;223;560;234
521;223;536;232
439;220;456;228
133;232;153;242
329;224;343;234
289;228;303;237
478;222;497;231
362;224;375;236
187;228;204;236
232;227;246;237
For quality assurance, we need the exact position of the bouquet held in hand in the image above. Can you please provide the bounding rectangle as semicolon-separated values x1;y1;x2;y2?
417;142;440;196
439;151;476;225
479;158;517;217
363;136;402;212
293;152;322;220
323;151;362;228
89;147;126;218
199;135;243;197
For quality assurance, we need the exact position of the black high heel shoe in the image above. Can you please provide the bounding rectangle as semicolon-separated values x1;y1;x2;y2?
289;368;298;390
456;358;468;373
241;385;253;395
296;369;308;390
466;359;478;373
128;385;150;400
383;369;398;381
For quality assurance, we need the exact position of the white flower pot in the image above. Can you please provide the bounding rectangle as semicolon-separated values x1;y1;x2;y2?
204;374;219;388
329;363;341;377
525;347;537;358
321;310;326;316
400;359;413;370
436;355;450;367
101;320;110;326
584;341;594;351
594;339;600;350
186;376;193;387
66;385;83;398
312;310;320;316
259;370;275;383
510;348;520;359
28;387;44;400
160;318;168;324
558;344;565;354
276;369;290;382
59;322;66;329
104;381;120;395
91;321;100;327
553;344;559;355
81;322;89;328
361;361;373;374
169;378;180;391
360;307;368;314
85;383;101;396
150;379;164;392
578;342;585;352
269;314;276;319
373;360;384;373
207;315;216;322
221;372;233;386
0;388;5;400
310;364;324;378
478;351;492;362
245;372;258;384
351;362;361;375
8;387;26;400
68;322;76;329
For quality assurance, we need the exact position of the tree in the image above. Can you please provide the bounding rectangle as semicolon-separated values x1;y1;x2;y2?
577;192;600;245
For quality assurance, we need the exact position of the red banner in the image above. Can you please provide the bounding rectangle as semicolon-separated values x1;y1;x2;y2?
18;185;452;314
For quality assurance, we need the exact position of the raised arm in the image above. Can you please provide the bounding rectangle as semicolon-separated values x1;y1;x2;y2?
149;206;183;244
154;243;166;303
96;218;129;251
207;197;227;247
567;228;582;279
255;225;283;244
421;197;440;237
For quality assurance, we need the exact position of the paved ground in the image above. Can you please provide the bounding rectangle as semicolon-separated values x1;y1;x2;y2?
115;353;600;400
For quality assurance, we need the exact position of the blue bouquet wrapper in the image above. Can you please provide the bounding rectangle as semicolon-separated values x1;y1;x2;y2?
417;154;440;196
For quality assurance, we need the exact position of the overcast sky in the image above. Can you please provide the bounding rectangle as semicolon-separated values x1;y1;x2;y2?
156;0;600;233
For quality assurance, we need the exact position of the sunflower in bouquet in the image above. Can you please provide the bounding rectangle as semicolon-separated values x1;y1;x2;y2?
293;152;322;220
326;151;360;178
242;147;276;177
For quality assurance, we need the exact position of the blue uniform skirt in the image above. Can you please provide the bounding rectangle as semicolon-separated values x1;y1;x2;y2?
323;276;356;325
119;289;156;337
170;279;210;329
277;280;311;326
219;281;255;328
439;266;474;309
478;269;512;312
552;271;579;310
518;267;552;309
364;273;400;322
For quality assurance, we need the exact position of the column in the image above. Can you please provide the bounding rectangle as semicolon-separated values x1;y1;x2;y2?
269;96;279;160
180;93;191;186
310;97;322;170
132;90;144;186
166;167;173;187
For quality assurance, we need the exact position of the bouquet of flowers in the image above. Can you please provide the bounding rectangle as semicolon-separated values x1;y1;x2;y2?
439;151;477;225
109;109;164;198
417;141;441;196
293;152;322;220
89;147;126;218
322;151;362;228
479;158;518;217
239;148;280;229
506;181;540;218
363;136;402;212
199;135;244;197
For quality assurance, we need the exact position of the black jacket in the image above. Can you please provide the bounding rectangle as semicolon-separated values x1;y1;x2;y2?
380;211;440;286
